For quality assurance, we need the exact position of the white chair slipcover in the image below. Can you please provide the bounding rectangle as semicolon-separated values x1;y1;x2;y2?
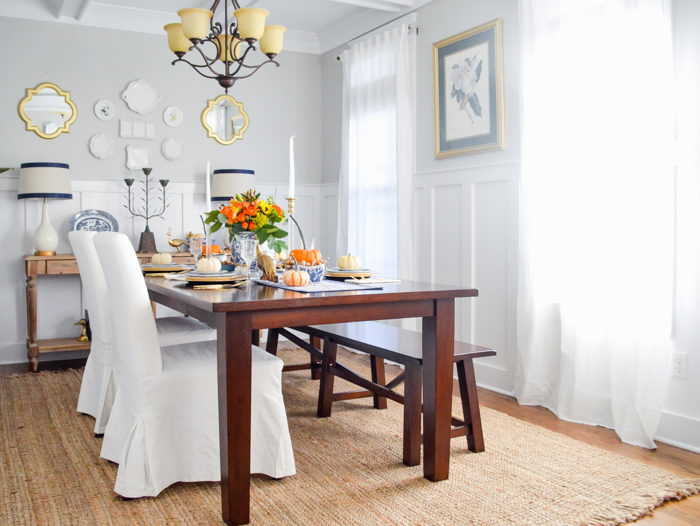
69;231;216;434
94;232;296;498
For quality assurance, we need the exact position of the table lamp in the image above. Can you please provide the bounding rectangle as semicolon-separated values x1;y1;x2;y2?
211;169;255;203
17;162;73;256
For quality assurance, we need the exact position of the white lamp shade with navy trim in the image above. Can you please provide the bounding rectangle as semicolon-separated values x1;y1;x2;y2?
211;169;255;202
18;163;73;200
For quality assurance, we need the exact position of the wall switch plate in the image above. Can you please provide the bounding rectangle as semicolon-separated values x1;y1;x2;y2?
672;352;688;379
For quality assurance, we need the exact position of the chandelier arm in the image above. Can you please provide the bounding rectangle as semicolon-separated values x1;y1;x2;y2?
171;58;222;80
229;60;280;81
226;42;258;77
190;44;225;77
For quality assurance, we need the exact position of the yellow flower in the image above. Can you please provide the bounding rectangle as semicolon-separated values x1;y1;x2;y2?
253;214;269;228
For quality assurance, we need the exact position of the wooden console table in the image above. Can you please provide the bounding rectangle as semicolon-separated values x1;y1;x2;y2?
24;252;195;372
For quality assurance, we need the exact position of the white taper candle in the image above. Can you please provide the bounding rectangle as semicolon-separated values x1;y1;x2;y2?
205;160;211;213
289;135;295;199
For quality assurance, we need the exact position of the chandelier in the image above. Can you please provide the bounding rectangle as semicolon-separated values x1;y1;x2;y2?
164;1;286;93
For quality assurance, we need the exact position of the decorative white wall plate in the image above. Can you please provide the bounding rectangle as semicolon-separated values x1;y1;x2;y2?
120;119;157;140
163;107;184;127
162;136;184;161
122;79;162;115
126;144;150;170
94;100;116;120
89;134;116;159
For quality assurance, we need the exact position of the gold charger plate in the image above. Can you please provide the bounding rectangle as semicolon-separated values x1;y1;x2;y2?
324;270;373;278
186;274;246;284
142;265;188;273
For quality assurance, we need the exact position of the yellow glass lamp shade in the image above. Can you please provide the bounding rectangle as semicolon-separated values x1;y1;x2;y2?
259;25;286;57
217;34;243;62
178;7;213;41
164;23;191;54
234;7;269;41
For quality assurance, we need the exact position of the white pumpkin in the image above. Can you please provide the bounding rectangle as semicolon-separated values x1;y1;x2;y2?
197;257;222;273
152;252;172;265
337;253;361;270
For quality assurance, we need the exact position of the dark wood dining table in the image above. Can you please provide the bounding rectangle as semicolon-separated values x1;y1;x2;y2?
146;277;478;525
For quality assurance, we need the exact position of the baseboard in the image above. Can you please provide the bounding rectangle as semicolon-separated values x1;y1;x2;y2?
655;410;700;453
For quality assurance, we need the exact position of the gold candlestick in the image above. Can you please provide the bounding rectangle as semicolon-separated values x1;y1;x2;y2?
286;197;296;251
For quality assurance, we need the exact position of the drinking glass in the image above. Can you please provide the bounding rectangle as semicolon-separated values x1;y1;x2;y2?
240;237;258;279
189;236;203;262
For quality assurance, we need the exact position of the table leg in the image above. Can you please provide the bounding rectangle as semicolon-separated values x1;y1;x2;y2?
217;312;252;526
422;298;455;481
26;275;39;372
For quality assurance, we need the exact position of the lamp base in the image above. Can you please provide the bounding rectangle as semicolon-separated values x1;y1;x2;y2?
34;251;56;256
137;231;157;254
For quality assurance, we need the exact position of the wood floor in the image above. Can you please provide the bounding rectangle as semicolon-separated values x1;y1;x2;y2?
2;350;698;525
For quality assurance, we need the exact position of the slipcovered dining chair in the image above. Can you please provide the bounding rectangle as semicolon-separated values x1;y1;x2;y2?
69;230;216;435
94;232;295;498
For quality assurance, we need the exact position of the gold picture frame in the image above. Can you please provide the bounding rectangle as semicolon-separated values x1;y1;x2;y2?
19;82;78;140
433;19;505;158
201;94;249;146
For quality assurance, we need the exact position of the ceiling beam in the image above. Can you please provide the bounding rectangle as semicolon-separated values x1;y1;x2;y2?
76;0;91;21
54;0;91;20
328;0;401;12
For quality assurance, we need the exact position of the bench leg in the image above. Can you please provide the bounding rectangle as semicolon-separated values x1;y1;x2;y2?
266;329;280;356
403;363;422;466
252;329;260;347
310;336;322;380
457;358;484;453
317;339;337;418
370;356;388;410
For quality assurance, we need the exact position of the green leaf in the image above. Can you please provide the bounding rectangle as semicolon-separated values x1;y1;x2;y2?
257;231;270;244
218;213;228;224
277;241;288;250
271;228;288;238
209;222;222;233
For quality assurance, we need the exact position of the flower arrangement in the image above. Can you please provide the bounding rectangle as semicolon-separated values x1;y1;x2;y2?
205;189;288;254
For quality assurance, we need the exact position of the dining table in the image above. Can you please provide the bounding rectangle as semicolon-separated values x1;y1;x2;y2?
145;276;478;525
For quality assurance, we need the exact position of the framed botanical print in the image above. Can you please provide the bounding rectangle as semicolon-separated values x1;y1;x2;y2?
434;19;505;158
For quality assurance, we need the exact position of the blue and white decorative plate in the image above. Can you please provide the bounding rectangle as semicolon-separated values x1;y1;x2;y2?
69;209;119;232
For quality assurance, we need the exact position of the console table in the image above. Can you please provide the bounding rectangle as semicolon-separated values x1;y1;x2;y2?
23;252;195;372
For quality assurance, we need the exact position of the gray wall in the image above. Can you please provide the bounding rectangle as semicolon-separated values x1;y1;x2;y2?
0;16;322;185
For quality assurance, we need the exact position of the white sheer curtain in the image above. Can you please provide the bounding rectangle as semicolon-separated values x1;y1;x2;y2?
337;24;413;280
516;0;675;448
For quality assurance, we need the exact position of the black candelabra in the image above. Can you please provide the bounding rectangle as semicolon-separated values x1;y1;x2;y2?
124;167;170;253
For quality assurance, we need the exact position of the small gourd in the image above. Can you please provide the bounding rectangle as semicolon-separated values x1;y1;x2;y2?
290;248;322;266
197;257;222;273
337;253;361;270
283;257;310;287
152;252;172;265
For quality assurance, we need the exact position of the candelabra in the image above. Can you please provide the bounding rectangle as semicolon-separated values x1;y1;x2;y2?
286;197;296;251
124;168;170;253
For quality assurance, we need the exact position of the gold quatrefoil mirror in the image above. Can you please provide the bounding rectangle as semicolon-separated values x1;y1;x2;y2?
19;83;77;140
201;94;249;145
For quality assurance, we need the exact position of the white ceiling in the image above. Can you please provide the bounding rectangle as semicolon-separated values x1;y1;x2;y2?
0;0;434;54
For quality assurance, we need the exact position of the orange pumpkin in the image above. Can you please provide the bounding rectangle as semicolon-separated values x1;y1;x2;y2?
290;248;322;266
209;244;222;254
283;257;310;287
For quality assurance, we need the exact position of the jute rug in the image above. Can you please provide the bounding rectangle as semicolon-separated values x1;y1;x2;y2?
1;348;698;526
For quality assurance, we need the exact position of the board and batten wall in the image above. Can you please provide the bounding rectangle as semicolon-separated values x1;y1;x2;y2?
0;16;322;365
320;0;700;453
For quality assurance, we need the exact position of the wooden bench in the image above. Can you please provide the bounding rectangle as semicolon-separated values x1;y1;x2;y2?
267;321;496;466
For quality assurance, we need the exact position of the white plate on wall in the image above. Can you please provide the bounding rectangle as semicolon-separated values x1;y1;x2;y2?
122;79;162;115
94;100;116;120
126;144;150;170
89;134;116;159
162;136;184;161
163;107;183;127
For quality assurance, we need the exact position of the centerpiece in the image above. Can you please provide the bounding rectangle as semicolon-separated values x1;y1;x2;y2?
205;189;288;269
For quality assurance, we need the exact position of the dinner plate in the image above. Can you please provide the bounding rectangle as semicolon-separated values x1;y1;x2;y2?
163;107;183;127
162;136;184;161
89;134;116;159
122;79;162;115
186;274;247;284
69;209;119;232
94;100;116;120
142;263;184;268
326;268;372;273
126;144;150;170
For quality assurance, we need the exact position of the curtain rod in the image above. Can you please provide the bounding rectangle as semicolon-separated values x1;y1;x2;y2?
336;23;417;60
